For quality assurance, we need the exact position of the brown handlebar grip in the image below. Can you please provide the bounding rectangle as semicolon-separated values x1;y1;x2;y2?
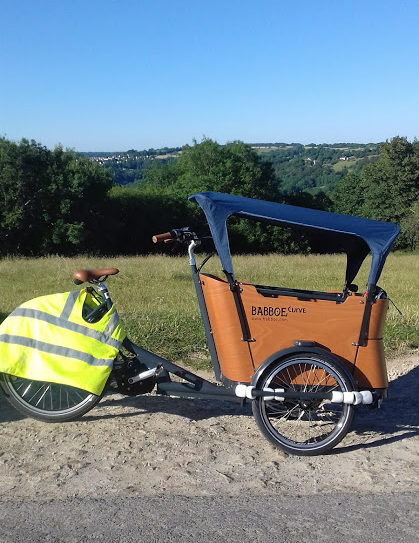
152;232;172;243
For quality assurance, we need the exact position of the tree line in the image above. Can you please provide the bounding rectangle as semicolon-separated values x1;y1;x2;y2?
92;142;380;190
0;136;417;257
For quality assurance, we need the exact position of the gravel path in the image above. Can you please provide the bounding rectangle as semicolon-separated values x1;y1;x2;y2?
1;492;418;543
0;354;417;540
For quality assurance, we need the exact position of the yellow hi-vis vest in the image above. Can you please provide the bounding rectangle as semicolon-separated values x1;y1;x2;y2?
0;289;126;395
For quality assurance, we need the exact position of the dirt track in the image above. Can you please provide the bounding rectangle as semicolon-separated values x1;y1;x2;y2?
0;355;418;542
0;355;418;501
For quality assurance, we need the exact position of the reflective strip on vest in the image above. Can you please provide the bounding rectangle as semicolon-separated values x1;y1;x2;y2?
10;308;122;350
0;335;115;368
60;290;79;320
0;290;126;396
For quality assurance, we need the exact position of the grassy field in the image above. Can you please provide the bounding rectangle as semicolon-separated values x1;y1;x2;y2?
0;253;417;369
331;157;360;172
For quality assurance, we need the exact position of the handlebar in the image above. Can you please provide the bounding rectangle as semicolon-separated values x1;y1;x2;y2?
152;227;199;244
152;232;173;243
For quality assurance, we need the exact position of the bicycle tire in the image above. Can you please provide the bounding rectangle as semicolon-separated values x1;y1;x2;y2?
252;352;355;456
0;373;102;422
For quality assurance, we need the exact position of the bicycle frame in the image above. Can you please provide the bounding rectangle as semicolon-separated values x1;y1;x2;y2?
101;240;374;408
114;239;242;404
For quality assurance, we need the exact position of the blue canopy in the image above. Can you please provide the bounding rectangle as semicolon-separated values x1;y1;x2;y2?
189;191;400;287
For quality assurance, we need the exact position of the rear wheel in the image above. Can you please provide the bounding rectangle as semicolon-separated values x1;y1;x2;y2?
252;353;355;455
0;374;102;422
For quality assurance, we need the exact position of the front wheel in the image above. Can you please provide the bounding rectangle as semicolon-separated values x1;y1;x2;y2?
252;353;355;455
0;374;102;422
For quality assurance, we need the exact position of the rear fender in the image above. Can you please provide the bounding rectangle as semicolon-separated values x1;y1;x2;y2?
251;346;356;389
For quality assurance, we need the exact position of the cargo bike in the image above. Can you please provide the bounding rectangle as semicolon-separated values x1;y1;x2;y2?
0;192;400;455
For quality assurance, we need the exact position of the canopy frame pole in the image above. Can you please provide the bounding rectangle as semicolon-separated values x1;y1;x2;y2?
356;288;375;347
225;273;254;343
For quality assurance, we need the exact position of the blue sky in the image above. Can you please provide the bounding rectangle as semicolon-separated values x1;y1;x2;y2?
1;0;418;150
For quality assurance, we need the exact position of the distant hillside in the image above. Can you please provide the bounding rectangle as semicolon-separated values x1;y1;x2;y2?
251;143;380;194
85;142;380;193
84;147;181;185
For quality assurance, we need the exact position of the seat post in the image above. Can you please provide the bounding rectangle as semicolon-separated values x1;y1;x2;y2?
96;281;113;310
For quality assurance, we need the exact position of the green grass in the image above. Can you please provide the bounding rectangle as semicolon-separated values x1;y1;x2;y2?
0;253;417;369
331;157;360;172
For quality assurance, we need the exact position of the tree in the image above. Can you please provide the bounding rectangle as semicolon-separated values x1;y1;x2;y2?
139;138;316;254
331;172;363;216
93;185;194;255
400;201;419;251
333;137;419;248
0;138;112;255
140;138;281;201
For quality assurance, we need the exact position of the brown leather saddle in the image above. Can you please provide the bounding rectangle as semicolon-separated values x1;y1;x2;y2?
72;268;119;284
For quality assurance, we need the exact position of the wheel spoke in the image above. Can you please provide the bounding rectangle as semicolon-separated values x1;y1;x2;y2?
285;366;297;391
28;384;44;403
35;385;50;407
2;375;96;417
253;355;354;454
21;382;32;397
